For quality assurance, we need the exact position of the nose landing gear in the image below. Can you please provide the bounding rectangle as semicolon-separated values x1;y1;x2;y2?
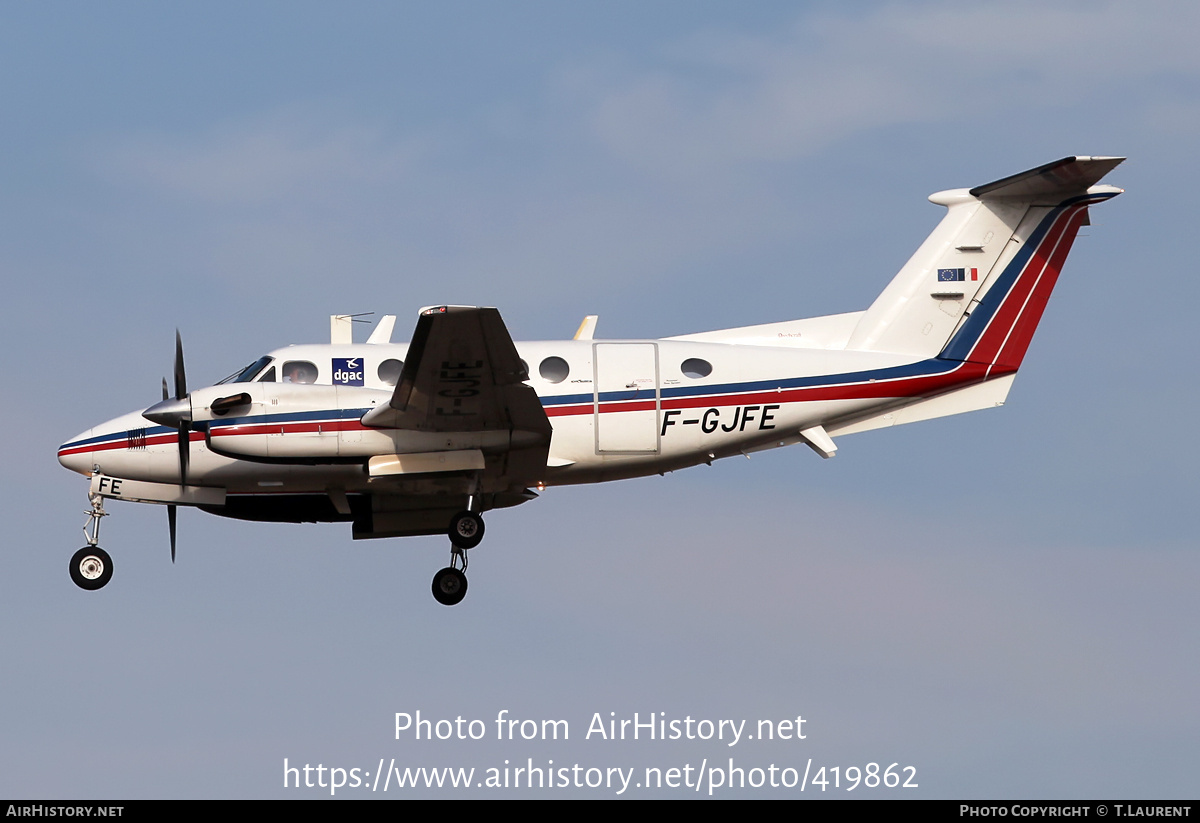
72;493;113;591
70;546;113;590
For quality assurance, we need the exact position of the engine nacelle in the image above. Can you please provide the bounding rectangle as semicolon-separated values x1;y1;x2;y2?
202;383;524;462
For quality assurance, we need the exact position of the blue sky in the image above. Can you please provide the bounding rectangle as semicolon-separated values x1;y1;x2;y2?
3;1;1197;798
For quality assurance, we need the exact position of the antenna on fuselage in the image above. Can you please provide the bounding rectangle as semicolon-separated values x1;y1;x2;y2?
366;315;397;344
574;315;598;340
330;312;374;344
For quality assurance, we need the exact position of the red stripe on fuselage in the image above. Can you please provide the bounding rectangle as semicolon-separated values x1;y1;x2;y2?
544;361;995;418
208;418;364;438
65;355;1008;450
56;430;204;457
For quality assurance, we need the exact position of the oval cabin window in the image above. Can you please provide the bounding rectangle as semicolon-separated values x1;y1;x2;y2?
539;356;570;383
378;358;404;386
681;358;712;379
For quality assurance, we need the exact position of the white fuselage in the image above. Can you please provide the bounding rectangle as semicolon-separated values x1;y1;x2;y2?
58;335;930;496
58;160;1125;522
54;156;1127;603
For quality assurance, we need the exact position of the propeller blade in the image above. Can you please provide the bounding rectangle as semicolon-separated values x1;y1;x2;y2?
162;377;169;402
167;504;177;563
172;330;189;488
174;330;187;400
177;424;189;487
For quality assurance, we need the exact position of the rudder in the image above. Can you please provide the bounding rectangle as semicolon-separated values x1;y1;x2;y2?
937;190;1116;372
846;157;1124;365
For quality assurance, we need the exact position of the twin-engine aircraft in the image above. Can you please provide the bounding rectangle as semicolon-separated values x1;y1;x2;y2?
58;156;1124;605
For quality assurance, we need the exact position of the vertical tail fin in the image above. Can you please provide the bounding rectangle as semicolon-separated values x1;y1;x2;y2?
937;186;1119;372
846;157;1124;366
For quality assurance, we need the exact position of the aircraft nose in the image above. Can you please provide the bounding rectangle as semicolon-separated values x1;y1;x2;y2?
58;429;96;477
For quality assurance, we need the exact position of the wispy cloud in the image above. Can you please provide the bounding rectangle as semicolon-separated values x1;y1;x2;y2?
586;1;1200;173
82;0;1200;331
105;109;427;204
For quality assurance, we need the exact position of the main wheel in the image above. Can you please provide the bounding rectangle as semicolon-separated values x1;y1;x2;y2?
70;546;113;591
431;567;468;606
448;511;485;550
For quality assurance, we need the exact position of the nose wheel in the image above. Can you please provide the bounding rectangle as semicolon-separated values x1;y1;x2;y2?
70;546;113;590
71;492;113;590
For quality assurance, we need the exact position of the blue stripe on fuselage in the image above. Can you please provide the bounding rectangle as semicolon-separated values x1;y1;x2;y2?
62;352;972;451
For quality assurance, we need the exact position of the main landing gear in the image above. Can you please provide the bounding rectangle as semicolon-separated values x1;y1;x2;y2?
71;493;113;591
431;510;485;606
449;510;484;549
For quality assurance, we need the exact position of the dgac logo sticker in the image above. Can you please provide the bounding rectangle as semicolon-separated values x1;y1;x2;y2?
333;358;364;386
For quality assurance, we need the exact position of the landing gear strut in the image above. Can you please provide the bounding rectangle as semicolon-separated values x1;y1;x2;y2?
72;493;113;591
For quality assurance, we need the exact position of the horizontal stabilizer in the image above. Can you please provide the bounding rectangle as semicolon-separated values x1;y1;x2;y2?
828;374;1016;437
969;156;1125;200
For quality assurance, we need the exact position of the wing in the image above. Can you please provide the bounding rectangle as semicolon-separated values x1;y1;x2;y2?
360;306;552;493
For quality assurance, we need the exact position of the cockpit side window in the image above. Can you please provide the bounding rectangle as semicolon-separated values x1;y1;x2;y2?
216;356;274;385
258;366;276;382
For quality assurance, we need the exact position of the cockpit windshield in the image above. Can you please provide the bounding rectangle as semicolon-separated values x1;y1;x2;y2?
216;356;273;385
